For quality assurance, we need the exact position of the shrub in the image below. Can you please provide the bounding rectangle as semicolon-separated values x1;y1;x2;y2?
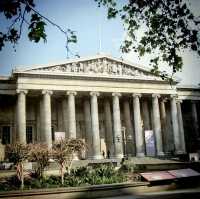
5;143;30;190
28;144;51;179
45;175;61;186
24;178;42;189
65;165;126;186
52;139;86;185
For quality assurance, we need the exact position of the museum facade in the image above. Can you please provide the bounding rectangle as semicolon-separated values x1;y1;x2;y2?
0;54;199;159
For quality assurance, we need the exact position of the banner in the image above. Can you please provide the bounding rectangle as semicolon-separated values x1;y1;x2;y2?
145;130;155;156
54;132;65;141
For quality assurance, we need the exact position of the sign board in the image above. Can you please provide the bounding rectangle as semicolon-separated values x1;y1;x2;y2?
140;171;176;181
140;169;200;182
54;132;65;141
145;130;155;156
168;169;200;178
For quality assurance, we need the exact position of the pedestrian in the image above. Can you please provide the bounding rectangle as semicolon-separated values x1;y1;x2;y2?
102;150;105;158
107;150;110;159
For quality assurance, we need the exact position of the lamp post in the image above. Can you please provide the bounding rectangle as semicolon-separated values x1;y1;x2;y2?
121;126;126;157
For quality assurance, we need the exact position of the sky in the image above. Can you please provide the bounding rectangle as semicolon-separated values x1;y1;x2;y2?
0;0;199;85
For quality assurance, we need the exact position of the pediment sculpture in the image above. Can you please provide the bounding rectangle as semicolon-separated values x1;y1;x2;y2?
26;57;162;80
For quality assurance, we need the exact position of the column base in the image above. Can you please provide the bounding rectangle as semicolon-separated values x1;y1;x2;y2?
175;150;186;155
136;153;145;157
88;155;103;160
157;151;165;156
113;154;124;159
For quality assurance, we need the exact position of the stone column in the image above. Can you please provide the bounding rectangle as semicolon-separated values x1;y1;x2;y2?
36;99;41;142
57;101;63;132
123;99;135;156
142;100;151;130
170;95;182;154
112;93;124;158
62;98;68;138
16;89;28;144
191;101;199;138
42;90;53;148
104;99;113;157
84;98;92;158
177;100;186;153
90;92;102;159
67;91;77;139
133;93;145;157
152;94;164;156
160;99;168;152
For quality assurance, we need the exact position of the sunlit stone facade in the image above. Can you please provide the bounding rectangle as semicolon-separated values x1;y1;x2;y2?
0;55;199;159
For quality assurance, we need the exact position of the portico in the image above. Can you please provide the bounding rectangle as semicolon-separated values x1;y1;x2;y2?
0;54;199;159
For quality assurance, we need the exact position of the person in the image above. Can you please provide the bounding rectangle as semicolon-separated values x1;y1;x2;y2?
102;150;105;159
107;150;110;159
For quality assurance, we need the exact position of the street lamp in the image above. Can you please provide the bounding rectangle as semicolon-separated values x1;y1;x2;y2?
121;127;126;157
116;135;121;142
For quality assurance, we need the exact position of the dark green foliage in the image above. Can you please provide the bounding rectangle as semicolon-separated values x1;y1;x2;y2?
95;0;200;80
24;177;42;189
0;175;21;192
28;14;47;43
5;143;29;164
44;175;61;186
65;165;126;186
0;165;127;191
0;0;77;55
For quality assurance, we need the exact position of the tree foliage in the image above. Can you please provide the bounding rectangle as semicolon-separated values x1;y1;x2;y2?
0;0;77;57
5;143;30;189
28;143;51;178
1;0;199;79
52;138;85;185
95;0;200;79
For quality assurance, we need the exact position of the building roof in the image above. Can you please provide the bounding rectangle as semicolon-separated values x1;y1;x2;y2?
13;54;166;83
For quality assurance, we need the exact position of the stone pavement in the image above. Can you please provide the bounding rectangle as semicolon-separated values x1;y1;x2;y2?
126;157;183;164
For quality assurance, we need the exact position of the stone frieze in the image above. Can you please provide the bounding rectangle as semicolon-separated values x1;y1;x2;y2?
28;58;161;80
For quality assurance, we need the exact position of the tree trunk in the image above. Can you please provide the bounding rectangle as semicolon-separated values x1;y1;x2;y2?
61;163;64;185
20;162;24;190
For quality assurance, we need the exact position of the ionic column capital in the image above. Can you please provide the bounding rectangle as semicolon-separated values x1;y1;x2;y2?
170;94;178;99
176;99;183;103
152;93;160;98
161;97;168;103
90;91;100;97
112;92;121;97
42;90;53;95
66;91;77;96
132;93;141;98
16;89;28;95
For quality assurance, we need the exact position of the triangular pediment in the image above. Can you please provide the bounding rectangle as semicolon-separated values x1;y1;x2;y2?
17;55;163;81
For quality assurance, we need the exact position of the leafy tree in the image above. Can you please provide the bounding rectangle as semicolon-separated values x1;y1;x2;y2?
0;0;77;57
28;144;51;179
52;138;85;185
95;0;200;80
1;0;199;79
5;143;29;190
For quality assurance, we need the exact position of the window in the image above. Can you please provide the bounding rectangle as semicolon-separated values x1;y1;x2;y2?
2;126;10;144
26;126;33;144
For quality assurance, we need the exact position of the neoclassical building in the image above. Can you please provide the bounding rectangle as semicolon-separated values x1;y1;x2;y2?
0;54;199;159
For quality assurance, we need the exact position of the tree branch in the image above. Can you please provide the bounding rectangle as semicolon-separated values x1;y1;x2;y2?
19;7;26;39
